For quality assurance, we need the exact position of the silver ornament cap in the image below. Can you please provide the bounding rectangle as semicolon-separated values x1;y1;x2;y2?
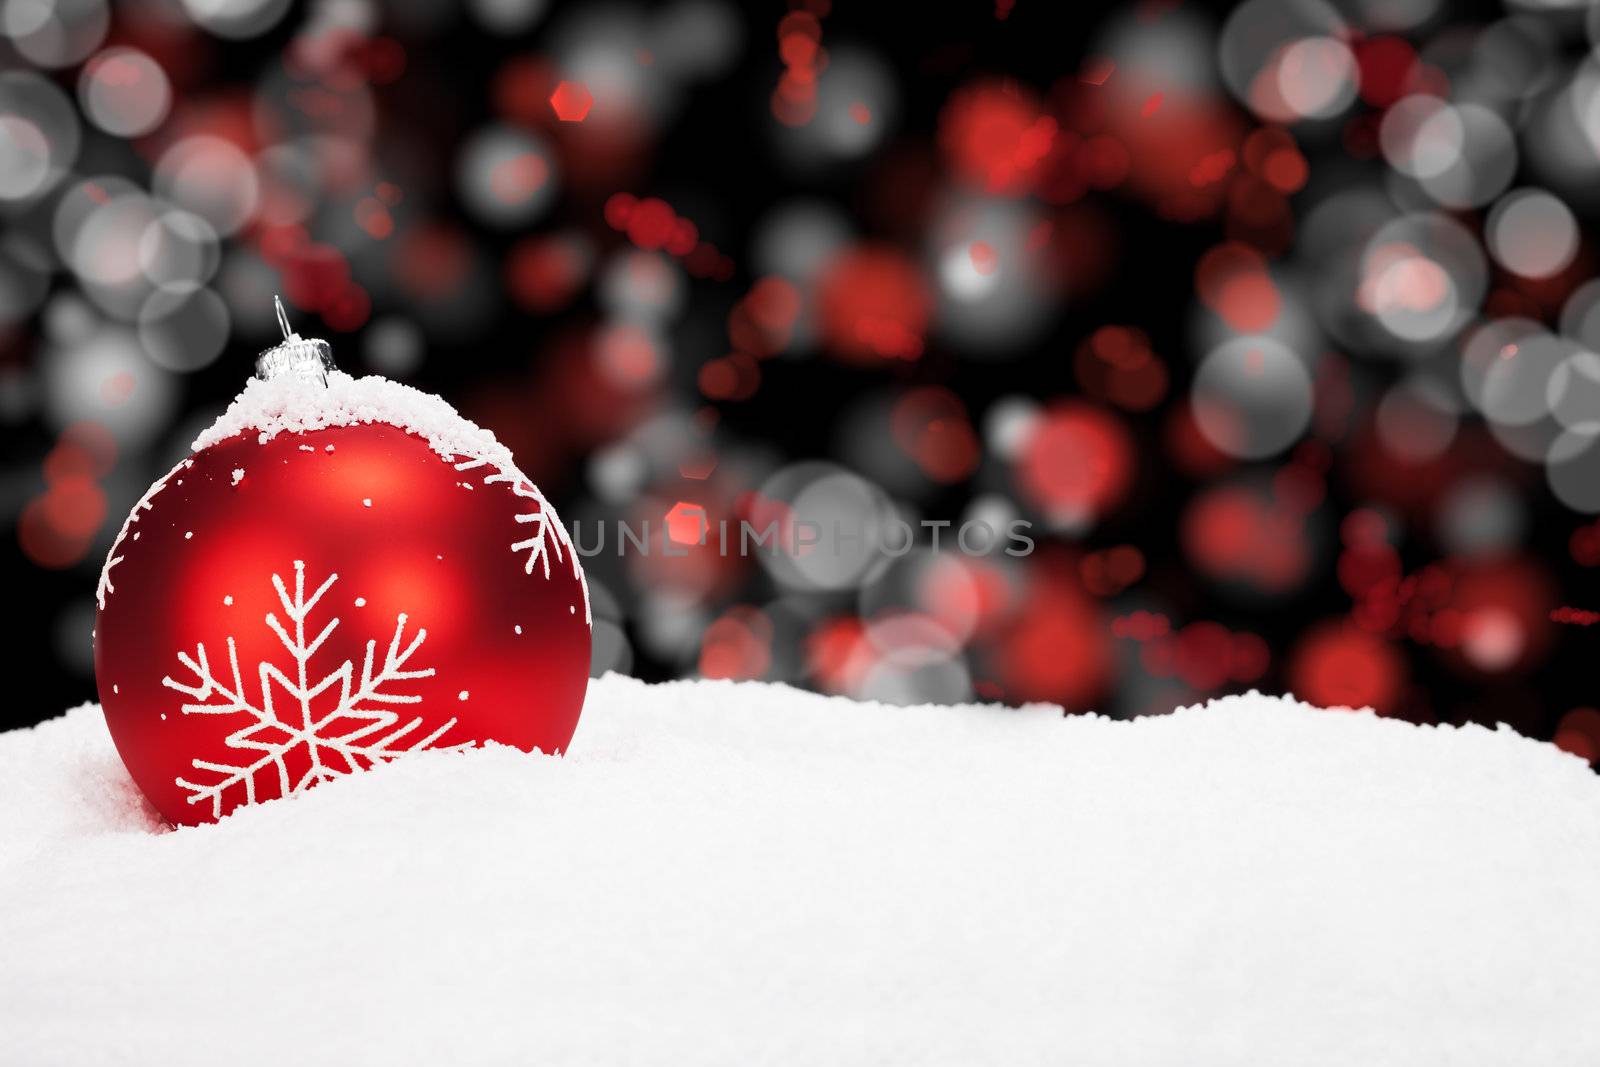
255;296;335;386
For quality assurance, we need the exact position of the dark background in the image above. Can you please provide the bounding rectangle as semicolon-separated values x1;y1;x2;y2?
3;0;1596;758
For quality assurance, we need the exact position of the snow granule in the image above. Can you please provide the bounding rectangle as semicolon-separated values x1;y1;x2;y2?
230;468;244;486
3;678;1599;1066
193;369;523;472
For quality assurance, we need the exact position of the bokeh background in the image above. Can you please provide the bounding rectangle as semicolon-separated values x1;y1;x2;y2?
3;0;1599;760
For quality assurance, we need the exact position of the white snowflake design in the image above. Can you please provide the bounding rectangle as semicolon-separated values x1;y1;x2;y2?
451;453;591;623
163;560;470;818
97;456;193;610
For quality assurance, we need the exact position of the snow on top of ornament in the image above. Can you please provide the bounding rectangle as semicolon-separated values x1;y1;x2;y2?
192;369;590;622
194;369;515;470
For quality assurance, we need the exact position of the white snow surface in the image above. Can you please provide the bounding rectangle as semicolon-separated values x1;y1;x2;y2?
3;677;1599;1066
192;368;520;469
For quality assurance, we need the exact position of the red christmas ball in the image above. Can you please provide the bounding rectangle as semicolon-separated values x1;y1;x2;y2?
94;342;590;826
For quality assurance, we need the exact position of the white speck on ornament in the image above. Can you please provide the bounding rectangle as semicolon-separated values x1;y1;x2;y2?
231;468;244;486
570;605;575;614
223;595;233;606
514;625;522;635
325;445;335;452
298;445;315;453
354;597;366;607
159;712;166;720
458;690;469;701
362;498;372;508
112;684;118;695
184;531;193;540
132;532;139;541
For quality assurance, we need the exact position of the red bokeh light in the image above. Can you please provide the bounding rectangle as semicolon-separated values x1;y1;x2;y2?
815;245;932;362
700;607;773;680
939;81;1058;196
1196;241;1280;333
506;235;589;313
1015;403;1134;525
1288;622;1405;713
665;501;708;546
549;80;593;123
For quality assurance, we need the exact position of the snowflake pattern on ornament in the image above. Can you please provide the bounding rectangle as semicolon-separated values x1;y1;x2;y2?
162;560;470;818
451;453;589;619
96;457;192;610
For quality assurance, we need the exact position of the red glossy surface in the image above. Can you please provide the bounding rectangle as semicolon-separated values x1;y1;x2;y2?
95;423;590;826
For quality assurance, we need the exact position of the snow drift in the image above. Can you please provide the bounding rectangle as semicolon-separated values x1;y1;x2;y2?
3;675;1599;1066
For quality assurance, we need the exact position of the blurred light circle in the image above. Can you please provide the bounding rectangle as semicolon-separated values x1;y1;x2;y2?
0;236;49;327
807;46;895;160
456;125;556;228
1375;377;1457;462
939;241;1000;301
859;550;983;648
1548;348;1600;432
1016;403;1134;529
1217;0;1348;123
1479;331;1572;427
984;396;1042;460
597;250;684;322
753;200;851;285
138;209;219;294
1359;212;1484;346
42;290;96;344
1191;337;1313;459
648;0;741;82
0;116;49;198
363;316;424;376
468;0;545;34
71;191;158;290
588;443;647;503
180;0;291;39
153;136;260;236
78;47;170;137
1547;428;1600;513
53;597;96;676
1559;278;1600;351
43;327;177;445
1460;607;1526;674
138;287;229;372
1415;103;1516;209
1380;95;1461;180
1274;36;1357;120
3;0;108;68
928;196;1050;354
1359;242;1458;342
1346;0;1438;32
254;141;320;226
1487;411;1561;463
594;320;666;390
1437;475;1524;558
755;462;896;592
1486;189;1578;279
589;618;634;677
0;71;79;201
1460;317;1543;411
854;617;971;706
1470;18;1557;104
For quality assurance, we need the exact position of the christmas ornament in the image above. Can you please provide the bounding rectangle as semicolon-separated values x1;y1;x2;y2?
95;300;591;826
